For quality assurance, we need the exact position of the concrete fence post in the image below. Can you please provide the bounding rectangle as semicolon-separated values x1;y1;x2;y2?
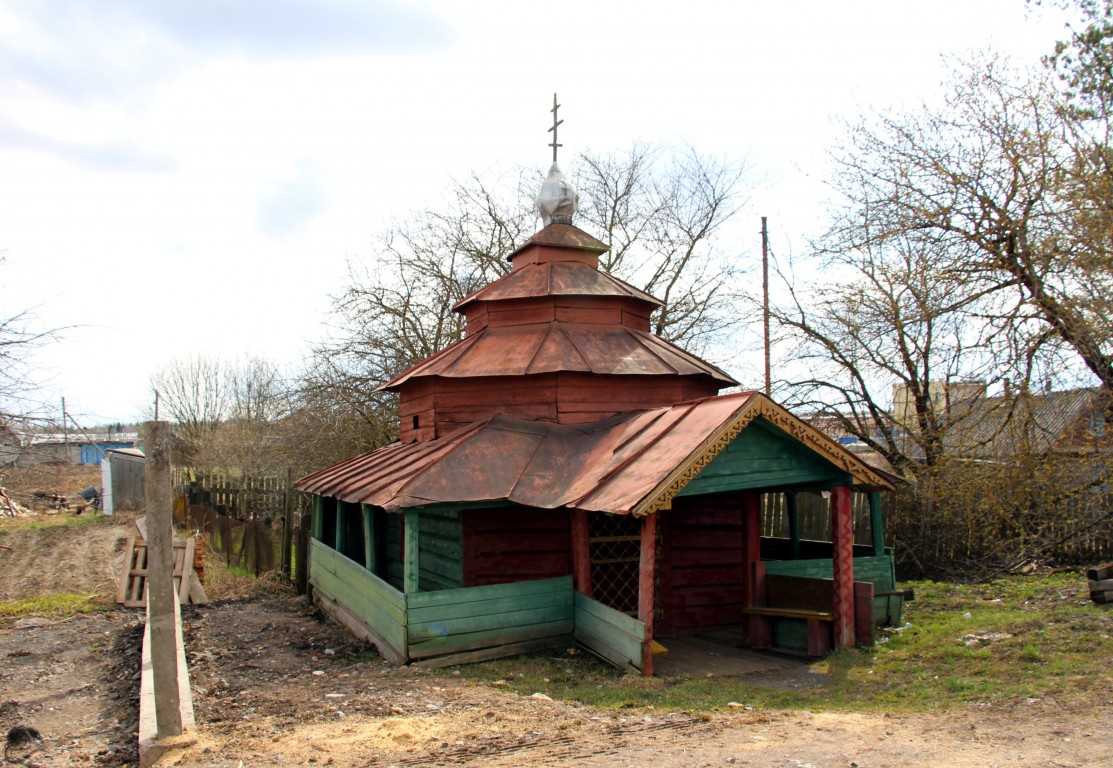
142;420;182;738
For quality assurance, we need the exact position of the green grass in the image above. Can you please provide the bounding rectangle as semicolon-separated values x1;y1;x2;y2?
0;592;105;618
437;571;1112;714
0;510;112;534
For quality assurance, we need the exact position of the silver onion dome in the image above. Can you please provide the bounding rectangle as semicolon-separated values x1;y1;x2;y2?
537;161;578;226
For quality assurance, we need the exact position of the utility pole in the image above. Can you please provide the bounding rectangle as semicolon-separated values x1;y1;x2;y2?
62;397;69;457
761;216;771;397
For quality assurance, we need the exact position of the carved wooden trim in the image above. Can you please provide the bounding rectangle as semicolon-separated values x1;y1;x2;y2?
631;395;892;517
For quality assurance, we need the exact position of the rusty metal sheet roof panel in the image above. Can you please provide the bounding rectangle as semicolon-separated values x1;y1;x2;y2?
455;262;662;311
384;324;733;386
576;396;753;513
396;419;544;506
439;326;548;378
638;332;738;384
505;223;609;260
527;326;592;374
296;393;896;515
561;327;681;376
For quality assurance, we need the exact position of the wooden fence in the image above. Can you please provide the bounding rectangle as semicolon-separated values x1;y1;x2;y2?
172;468;312;591
760;490;875;546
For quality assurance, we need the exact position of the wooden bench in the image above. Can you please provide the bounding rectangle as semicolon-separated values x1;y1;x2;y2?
741;572;874;656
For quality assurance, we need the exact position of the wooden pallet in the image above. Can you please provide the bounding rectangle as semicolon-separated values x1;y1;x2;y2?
116;536;195;608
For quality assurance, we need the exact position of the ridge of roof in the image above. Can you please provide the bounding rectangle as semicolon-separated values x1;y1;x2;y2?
505;223;609;260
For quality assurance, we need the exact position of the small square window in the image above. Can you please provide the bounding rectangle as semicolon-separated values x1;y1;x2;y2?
1090;412;1106;438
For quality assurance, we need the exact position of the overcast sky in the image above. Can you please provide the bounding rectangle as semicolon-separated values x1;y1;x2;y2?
0;0;1076;425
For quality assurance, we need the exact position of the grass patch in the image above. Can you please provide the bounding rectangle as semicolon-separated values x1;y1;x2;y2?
437;571;1113;714
0;510;113;534
0;592;105;618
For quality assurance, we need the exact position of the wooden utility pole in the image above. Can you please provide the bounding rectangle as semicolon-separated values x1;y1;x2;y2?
62;397;69;457
142;420;182;738
761;216;771;396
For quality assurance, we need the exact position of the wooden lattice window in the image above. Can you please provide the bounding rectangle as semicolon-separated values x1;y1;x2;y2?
589;513;641;615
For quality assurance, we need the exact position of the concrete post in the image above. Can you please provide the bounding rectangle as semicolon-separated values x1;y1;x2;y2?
142;421;182;738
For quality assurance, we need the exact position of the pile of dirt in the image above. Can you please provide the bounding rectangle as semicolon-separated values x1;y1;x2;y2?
0;516;132;601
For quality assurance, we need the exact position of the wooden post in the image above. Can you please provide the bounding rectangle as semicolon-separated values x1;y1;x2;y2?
637;512;657;676
281;468;293;581
296;516;309;596
786;492;801;559
571;509;592;597
742;493;762;605
869;492;885;556
362;504;376;572
404;509;420;593
312;495;323;540
142;421;182;738
831;486;856;649
741;493;765;647
335;501;347;556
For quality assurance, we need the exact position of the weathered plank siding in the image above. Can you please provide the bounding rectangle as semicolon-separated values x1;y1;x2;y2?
573;592;647;672
406;576;573;660
417;508;463;591
309;540;407;660
657;497;748;634
462;507;571;586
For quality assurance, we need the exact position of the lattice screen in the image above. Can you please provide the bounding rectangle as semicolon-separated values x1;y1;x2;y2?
589;512;641;615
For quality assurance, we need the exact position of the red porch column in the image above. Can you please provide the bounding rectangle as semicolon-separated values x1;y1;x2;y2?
638;513;657;676
571;509;592;597
741;493;769;647
831;486;856;649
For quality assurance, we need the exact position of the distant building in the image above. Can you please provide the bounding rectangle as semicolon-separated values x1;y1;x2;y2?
14;431;139;466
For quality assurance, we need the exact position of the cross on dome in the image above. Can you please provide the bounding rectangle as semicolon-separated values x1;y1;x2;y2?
537;92;578;226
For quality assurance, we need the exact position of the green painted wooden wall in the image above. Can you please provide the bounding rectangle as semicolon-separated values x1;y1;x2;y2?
417;508;463;591
310;539;407;657
677;420;852;497
407;576;573;660
573;593;647;672
763;555;902;650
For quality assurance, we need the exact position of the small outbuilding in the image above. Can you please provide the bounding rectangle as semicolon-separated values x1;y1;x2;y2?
296;153;900;674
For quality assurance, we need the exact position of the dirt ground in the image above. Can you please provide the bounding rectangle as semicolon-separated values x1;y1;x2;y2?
1;475;1111;767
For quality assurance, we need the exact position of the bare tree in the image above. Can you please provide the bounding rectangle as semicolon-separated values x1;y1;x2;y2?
0;256;63;427
150;354;231;464
818;55;1111;395
773;54;1113;577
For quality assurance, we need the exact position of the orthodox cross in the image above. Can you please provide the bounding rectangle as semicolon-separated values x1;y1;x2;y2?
548;92;563;163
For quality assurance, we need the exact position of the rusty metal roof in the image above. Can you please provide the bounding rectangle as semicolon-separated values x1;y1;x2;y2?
454;261;662;312
380;322;738;390
506;223;609;260
296;392;894;514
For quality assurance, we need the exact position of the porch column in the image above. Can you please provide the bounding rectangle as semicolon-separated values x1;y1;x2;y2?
831;486;855;649
362;504;376;572
638;513;657;676
312;495;323;541
786;492;801;559
403;509;420;593
742;493;762;606
869;492;885;556
742;493;769;648
335;502;346;554
571;509;592;597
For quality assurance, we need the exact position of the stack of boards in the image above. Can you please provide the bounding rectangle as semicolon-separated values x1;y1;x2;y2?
116;516;209;608
1087;564;1113;605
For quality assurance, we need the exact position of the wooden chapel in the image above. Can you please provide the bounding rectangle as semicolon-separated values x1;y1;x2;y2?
296;108;899;674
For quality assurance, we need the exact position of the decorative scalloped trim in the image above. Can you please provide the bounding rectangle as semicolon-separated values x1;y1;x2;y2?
631;396;890;516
